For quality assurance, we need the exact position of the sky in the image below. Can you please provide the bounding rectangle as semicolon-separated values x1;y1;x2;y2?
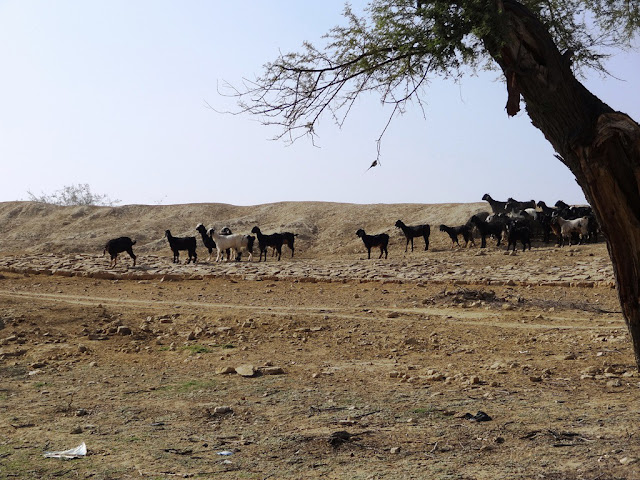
1;1;638;207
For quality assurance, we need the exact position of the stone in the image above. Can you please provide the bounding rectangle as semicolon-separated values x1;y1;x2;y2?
216;366;236;375
213;406;233;415
261;366;285;375
235;364;257;377
117;326;132;336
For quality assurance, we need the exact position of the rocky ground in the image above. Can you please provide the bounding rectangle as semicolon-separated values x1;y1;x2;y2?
0;201;639;479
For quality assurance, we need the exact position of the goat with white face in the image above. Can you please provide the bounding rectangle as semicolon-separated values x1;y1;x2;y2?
209;228;254;262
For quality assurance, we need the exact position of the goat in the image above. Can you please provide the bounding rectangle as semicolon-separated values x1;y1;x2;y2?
394;220;430;252
505;221;531;252
482;194;509;214
209;228;254;262
550;216;589;246
103;237;136;268
196;224;236;261
251;226;283;262
536;200;557;215
555;200;593;219
196;223;216;261
439;224;475;248
506;197;536;213
468;215;504;248
165;230;197;264
280;232;298;257
356;229;389;259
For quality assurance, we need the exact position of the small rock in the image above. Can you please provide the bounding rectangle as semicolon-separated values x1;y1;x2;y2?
77;345;88;353
529;376;543;383
235;364;257;377
425;373;445;382
117;326;132;336
390;447;401;454
607;379;622;388
620;457;637;465
213;406;233;415
216;366;236;375
387;312;400;318
70;426;83;434
261;366;285;375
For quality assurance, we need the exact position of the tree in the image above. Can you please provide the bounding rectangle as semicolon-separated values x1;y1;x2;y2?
231;0;640;367
27;183;120;207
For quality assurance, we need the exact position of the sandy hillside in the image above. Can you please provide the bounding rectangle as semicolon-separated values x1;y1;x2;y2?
0;201;489;256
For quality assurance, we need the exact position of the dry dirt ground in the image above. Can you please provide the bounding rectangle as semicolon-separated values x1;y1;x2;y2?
1;201;639;480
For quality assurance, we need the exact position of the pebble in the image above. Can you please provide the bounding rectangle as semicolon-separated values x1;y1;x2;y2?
213;406;233;415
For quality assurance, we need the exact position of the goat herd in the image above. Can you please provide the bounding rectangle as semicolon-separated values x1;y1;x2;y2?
103;195;599;267
103;224;298;268
352;195;599;260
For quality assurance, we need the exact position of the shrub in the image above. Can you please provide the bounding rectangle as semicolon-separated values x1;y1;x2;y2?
26;183;120;206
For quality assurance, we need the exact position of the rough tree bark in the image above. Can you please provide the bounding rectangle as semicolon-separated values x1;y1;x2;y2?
488;0;640;368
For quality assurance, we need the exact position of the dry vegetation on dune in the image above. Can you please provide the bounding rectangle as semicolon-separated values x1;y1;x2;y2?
0;201;639;480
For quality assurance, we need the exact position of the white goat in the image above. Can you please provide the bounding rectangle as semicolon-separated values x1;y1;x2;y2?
551;216;589;246
209;228;254;262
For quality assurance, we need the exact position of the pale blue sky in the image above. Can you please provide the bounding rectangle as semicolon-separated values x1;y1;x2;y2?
1;1;638;206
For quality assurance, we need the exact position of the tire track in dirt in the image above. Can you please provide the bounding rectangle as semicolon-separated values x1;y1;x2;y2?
0;289;620;331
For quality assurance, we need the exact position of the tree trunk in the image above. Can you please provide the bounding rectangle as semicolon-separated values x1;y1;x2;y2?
488;1;640;368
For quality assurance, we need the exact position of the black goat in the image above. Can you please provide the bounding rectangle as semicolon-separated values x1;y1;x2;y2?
482;194;508;214
196;223;216;261
280;231;298;257
103;237;136;268
505;221;531;252
555;200;593;219
356;229;389;259
468;215;503;248
536;200;557;215
395;220;430;252
165;230;197;264
439;224;475;248
506;197;536;213
251;226;283;261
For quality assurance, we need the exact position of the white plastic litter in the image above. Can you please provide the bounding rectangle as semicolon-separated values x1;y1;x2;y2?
217;450;234;456
44;442;87;459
